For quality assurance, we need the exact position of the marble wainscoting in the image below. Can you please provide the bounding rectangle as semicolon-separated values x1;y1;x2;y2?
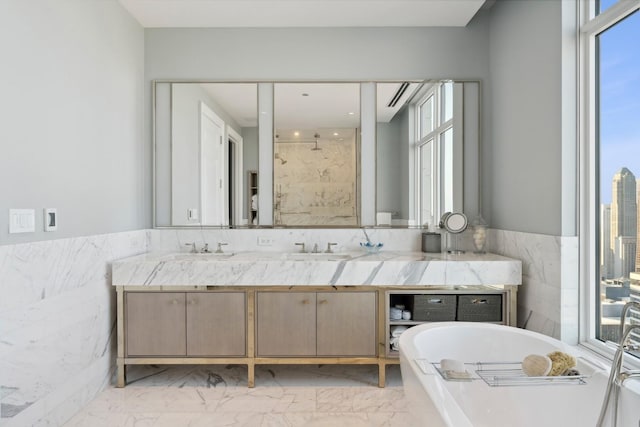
147;228;425;253
487;229;579;343
0;230;149;427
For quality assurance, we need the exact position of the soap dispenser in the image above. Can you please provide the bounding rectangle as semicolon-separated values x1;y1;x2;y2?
471;214;488;254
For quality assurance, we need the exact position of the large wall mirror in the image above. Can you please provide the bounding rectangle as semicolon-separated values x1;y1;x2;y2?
153;80;480;229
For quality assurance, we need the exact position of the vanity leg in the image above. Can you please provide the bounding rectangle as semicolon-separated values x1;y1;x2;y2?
378;362;386;388
116;359;126;388
116;286;126;388
248;362;255;388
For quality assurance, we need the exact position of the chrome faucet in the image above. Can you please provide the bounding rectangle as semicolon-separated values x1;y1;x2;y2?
312;243;319;253
325;242;338;253
201;243;211;253
215;242;228;253
185;242;197;253
596;301;640;427
295;242;306;253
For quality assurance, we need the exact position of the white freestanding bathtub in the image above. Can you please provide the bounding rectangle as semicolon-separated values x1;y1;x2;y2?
399;322;640;427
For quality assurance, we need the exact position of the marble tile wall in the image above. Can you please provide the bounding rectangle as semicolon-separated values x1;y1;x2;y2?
487;229;579;343
274;137;358;226
148;228;426;253
0;230;149;427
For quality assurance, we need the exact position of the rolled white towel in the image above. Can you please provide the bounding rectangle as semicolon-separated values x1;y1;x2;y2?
390;337;400;351
390;325;409;337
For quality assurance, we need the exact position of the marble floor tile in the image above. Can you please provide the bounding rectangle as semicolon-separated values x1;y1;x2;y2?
64;365;410;427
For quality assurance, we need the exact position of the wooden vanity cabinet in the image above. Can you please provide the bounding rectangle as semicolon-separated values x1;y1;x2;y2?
117;285;516;388
256;291;377;357
125;291;246;357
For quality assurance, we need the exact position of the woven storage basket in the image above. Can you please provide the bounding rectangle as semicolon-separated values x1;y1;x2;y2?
413;294;457;321
457;295;502;322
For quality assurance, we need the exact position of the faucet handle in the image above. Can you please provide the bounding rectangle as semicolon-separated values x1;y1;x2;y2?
294;242;306;253
215;242;228;253
185;242;197;253
325;242;338;253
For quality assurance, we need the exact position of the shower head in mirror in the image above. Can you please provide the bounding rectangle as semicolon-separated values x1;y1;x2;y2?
311;133;322;151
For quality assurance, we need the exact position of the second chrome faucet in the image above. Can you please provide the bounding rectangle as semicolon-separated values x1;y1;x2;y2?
294;242;338;253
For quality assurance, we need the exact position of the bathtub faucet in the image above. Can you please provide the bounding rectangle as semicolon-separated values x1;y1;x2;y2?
617;301;640;339
596;305;640;427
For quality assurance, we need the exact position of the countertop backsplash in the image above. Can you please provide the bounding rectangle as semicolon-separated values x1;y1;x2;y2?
148;228;428;254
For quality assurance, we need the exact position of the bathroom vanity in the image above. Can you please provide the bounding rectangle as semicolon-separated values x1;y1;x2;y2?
112;251;521;388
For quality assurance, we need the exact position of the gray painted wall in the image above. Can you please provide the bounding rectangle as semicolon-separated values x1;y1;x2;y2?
487;0;570;235
376;121;403;217
0;1;145;245
144;21;492;226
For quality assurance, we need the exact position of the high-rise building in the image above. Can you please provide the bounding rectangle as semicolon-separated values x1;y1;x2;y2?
636;179;640;271
601;204;612;279
615;236;637;279
610;167;637;279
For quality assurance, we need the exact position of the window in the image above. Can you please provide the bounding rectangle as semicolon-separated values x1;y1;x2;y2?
598;0;621;15
583;0;640;356
414;82;456;227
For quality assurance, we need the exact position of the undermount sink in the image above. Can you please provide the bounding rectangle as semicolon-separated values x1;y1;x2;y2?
283;253;351;261
167;252;235;261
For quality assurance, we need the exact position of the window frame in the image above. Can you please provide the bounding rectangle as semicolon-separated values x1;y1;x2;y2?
579;0;640;362
412;82;455;228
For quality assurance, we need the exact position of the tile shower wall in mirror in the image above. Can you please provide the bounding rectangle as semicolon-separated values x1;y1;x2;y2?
273;83;360;226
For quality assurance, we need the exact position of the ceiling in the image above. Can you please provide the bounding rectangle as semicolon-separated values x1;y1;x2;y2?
118;0;486;28
200;82;423;129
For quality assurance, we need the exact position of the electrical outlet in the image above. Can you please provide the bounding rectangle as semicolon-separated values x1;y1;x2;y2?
257;236;274;246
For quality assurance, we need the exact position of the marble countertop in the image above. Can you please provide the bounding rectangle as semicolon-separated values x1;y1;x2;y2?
112;251;522;287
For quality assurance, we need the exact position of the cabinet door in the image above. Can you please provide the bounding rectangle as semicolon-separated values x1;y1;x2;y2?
316;292;377;356
126;292;186;356
186;292;246;356
256;292;316;356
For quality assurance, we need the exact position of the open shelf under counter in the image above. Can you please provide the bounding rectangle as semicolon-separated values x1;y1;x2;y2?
389;320;428;326
385;286;517;359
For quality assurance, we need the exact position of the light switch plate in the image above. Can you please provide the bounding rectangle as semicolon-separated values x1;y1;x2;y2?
44;208;57;231
257;236;274;246
9;209;35;234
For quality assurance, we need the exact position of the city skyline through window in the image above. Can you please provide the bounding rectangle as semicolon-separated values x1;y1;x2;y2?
597;10;640;343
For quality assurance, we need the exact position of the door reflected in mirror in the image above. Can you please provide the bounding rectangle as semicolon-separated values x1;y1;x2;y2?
154;82;258;227
273;83;360;226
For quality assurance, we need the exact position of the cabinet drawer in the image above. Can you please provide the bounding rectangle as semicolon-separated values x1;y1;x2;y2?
413;294;457;321
457;294;502;322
